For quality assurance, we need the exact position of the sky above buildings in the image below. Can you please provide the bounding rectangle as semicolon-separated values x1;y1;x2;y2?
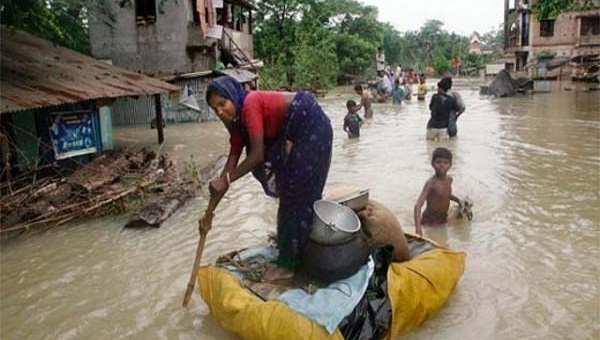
360;0;505;36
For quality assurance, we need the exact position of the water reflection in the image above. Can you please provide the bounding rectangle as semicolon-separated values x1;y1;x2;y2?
1;83;599;340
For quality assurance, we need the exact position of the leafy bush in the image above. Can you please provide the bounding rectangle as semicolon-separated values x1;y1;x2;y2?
432;52;451;76
293;30;338;89
257;58;289;90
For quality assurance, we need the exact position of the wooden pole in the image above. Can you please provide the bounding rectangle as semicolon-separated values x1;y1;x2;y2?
182;196;219;307
182;230;208;307
154;94;164;144
559;66;563;90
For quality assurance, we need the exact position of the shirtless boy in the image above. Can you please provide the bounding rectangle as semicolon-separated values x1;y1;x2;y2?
414;147;462;236
354;84;374;119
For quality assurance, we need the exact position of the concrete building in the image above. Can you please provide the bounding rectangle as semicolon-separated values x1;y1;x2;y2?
503;0;600;73
88;0;257;125
89;0;255;76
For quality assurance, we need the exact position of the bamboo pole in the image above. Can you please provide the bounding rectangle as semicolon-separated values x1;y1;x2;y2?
182;229;208;307
182;197;218;307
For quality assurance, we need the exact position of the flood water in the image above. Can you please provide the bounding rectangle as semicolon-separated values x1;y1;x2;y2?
1;81;599;339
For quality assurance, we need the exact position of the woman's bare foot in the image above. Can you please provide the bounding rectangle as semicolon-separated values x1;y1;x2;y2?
262;265;294;282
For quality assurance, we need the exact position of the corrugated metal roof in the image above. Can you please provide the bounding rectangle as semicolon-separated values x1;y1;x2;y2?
1;26;179;114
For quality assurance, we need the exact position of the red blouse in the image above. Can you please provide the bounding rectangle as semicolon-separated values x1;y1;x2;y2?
229;91;286;155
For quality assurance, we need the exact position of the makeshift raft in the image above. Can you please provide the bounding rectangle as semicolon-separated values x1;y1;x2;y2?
197;233;465;339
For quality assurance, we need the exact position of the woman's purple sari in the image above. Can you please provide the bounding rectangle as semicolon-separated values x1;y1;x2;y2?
207;76;333;269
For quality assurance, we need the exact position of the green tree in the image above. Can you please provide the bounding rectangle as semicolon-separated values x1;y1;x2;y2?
432;52;450;75
531;0;573;19
258;56;289;90
332;1;383;78
253;0;303;85
531;0;599;20
254;0;383;86
1;0;91;54
418;20;445;66
334;33;375;78
293;29;338;89
382;23;403;67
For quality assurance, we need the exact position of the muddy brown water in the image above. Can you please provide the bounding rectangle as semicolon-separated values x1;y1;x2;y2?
1;82;599;339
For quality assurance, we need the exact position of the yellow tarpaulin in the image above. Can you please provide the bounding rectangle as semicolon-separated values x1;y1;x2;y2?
198;241;465;339
198;266;344;340
387;248;466;337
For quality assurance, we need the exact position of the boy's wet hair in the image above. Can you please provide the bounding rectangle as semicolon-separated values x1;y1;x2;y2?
354;84;363;92
432;147;452;162
346;99;357;108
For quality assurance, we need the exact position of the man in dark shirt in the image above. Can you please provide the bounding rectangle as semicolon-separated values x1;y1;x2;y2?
426;78;460;141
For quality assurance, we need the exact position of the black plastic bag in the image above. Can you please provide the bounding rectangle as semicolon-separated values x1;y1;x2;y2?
338;246;394;340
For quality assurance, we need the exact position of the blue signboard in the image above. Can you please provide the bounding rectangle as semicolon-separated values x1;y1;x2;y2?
48;110;98;160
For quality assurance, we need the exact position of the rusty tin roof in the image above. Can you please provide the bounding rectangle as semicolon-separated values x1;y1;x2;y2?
1;26;179;114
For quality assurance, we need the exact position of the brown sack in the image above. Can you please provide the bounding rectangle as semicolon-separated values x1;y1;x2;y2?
357;200;410;262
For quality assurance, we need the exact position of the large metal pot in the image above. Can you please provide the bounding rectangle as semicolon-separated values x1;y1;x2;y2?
309;200;361;245
300;233;371;283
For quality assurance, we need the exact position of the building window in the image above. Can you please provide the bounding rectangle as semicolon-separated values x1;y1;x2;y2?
540;19;554;37
136;0;157;25
580;16;600;36
189;0;200;23
216;4;232;28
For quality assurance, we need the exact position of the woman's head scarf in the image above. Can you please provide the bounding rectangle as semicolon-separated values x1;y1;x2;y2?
206;76;247;127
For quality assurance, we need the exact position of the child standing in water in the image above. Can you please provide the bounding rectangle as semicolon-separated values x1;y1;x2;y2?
343;100;364;138
414;147;463;236
417;75;428;101
354;84;374;119
391;79;405;105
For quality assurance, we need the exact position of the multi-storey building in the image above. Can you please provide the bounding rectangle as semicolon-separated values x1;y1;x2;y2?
504;0;599;75
88;0;257;125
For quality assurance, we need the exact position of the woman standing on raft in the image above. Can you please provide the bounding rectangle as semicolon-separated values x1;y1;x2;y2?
200;76;333;281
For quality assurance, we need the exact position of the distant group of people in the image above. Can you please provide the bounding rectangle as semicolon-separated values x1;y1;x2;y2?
371;47;427;104
347;75;465;141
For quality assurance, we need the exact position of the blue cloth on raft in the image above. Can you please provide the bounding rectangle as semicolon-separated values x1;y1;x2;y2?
223;245;374;334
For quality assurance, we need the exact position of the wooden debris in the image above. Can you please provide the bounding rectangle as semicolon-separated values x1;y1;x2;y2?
124;191;195;228
0;148;199;235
